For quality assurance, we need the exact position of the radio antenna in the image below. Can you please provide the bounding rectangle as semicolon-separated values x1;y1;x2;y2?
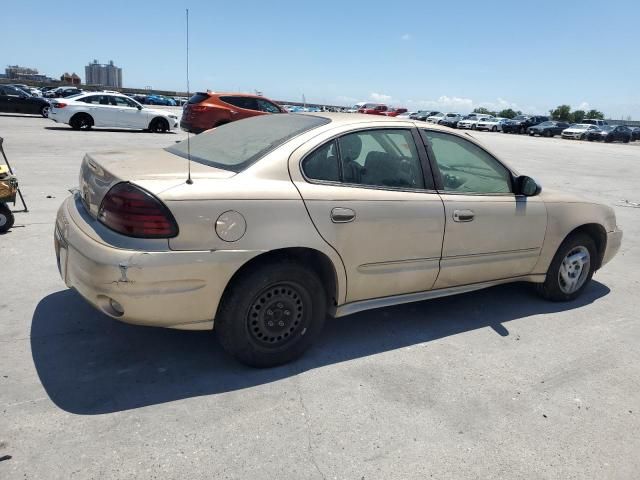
185;8;193;185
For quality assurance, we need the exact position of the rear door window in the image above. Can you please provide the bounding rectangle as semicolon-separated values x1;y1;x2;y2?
220;96;259;111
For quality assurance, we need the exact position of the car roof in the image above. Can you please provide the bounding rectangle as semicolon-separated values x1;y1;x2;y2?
304;112;460;133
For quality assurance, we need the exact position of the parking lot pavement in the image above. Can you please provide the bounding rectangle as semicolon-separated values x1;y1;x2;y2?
1;113;639;479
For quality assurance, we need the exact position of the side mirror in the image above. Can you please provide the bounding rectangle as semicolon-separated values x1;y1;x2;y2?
137;105;142;110
517;176;542;196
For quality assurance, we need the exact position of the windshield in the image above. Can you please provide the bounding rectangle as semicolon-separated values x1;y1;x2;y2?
600;126;614;132
166;114;330;172
538;121;554;126
513;115;527;120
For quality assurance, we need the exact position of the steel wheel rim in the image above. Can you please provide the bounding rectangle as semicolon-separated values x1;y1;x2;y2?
558;246;590;294
42;106;49;117
246;282;307;349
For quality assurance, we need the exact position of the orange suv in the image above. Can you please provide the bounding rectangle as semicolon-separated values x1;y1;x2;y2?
181;92;286;133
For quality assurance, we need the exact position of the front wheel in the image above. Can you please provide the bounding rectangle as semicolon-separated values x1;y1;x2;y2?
0;204;15;233
215;261;327;367
40;105;50;118
149;117;169;133
492;126;497;132
537;233;596;302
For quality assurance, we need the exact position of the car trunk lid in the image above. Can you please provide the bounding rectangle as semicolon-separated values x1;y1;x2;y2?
78;148;235;218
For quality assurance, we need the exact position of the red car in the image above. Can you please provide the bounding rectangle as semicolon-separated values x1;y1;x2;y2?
358;104;388;115
181;92;286;133
385;107;408;117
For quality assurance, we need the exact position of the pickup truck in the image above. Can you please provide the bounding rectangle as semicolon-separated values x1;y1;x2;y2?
359;104;388;115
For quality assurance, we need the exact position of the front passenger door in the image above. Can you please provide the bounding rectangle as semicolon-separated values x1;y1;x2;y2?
420;130;547;288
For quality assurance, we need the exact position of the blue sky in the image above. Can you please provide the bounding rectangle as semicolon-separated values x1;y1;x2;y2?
4;0;640;118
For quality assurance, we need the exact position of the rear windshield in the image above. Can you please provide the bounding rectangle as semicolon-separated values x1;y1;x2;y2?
188;92;210;104
166;114;330;172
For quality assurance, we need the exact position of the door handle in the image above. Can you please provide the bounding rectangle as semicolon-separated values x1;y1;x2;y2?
331;207;356;223
453;209;475;222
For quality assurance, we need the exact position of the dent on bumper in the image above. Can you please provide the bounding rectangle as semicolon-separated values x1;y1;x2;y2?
601;228;622;267
55;196;260;330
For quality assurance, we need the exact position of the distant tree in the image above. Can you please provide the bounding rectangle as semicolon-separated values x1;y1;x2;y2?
551;105;572;122
473;107;496;116
584;109;605;120
498;108;517;119
571;110;586;123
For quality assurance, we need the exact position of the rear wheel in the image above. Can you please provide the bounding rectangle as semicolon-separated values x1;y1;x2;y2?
215;261;327;368
69;113;93;130
0;204;15;233
537;233;596;302
492;126;497;132
149;117;169;133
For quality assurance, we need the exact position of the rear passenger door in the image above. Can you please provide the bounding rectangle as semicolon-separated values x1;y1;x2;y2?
420;129;547;288
291;126;445;303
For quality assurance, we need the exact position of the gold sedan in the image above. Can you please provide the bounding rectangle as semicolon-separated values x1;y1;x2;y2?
54;113;622;367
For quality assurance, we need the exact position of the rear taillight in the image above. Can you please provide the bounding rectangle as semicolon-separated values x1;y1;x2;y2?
98;182;178;238
190;105;208;112
53;102;67;108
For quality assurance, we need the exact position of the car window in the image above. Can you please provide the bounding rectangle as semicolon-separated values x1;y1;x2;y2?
166;114;330;172
302;140;340;182
338;129;425;189
255;99;281;113
421;130;511;194
112;96;137;107
220;95;259;111
80;95;103;104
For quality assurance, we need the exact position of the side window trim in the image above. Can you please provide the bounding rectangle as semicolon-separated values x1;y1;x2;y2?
300;126;438;193
419;129;515;195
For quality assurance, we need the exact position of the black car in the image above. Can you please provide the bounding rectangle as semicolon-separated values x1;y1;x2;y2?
527;121;571;137
44;87;83;98
410;110;440;121
0;85;50;117
585;125;632;143
630;127;640;141
503;115;550;134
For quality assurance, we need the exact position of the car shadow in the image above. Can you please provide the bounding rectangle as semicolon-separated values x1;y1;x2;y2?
43;127;176;134
0;113;43;118
31;281;610;415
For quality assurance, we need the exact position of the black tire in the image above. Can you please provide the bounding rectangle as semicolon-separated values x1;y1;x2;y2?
536;233;597;302
519;126;525;134
0;204;15;233
40;105;50;118
471;124;476;130
149;117;170;133
529;131;535;136
215;261;327;368
623;137;630;143
543;130;551;138
492;126;497;132
69;113;93;130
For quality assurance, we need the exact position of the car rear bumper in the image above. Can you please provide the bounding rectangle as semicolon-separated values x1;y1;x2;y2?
54;196;260;330
601;228;623;267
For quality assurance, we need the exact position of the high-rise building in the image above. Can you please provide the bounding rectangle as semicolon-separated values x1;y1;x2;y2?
84;60;122;88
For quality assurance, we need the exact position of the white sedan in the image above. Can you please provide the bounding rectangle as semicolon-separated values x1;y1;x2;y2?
561;124;600;140
426;112;446;124
458;115;493;130
476;117;508;132
48;93;179;132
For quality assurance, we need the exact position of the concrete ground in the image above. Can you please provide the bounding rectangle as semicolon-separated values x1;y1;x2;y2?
1;113;639;480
